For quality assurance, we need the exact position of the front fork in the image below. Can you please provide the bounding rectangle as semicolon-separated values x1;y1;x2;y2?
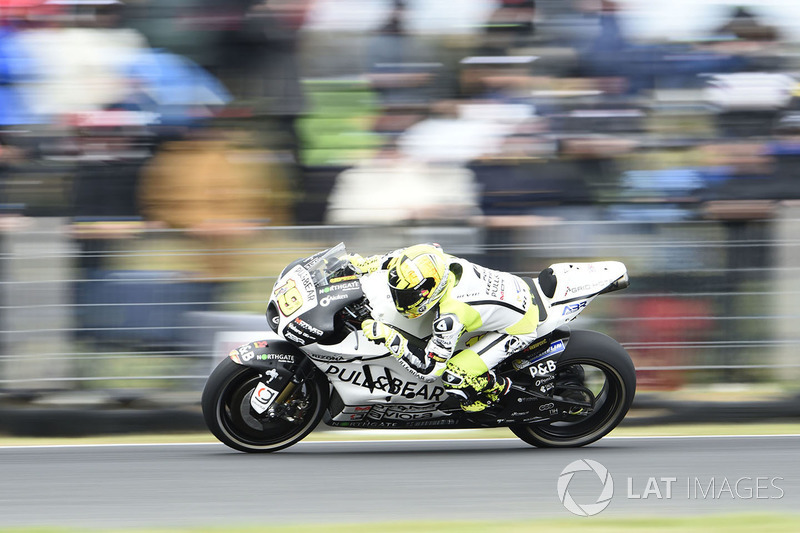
272;356;317;405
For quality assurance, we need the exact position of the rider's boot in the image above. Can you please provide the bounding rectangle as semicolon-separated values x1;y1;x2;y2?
460;371;512;413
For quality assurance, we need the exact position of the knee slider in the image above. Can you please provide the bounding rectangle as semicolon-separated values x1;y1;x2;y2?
441;368;466;389
442;350;490;391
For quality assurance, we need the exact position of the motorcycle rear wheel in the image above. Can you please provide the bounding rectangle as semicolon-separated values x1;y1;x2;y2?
510;330;636;448
202;357;328;453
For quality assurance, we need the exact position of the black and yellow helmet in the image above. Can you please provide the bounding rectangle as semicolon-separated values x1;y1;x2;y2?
387;244;449;319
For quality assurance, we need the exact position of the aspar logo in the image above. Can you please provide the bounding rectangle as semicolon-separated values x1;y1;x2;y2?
320;294;349;307
562;301;588;316
557;459;614;517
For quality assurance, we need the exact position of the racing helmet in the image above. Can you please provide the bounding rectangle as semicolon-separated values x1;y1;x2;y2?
387;244;449;319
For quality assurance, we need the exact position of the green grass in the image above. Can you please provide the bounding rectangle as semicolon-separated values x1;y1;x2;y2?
1;514;799;533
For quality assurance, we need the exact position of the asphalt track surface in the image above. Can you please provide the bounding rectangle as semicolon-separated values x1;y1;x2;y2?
1;435;799;528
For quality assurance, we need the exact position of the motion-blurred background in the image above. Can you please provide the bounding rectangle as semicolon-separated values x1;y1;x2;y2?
2;0;800;435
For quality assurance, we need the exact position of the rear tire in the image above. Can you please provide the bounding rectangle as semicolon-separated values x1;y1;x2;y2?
202;357;328;453
510;330;635;448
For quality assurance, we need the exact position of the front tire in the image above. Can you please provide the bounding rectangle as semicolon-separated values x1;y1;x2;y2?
510;330;636;448
202;357;329;453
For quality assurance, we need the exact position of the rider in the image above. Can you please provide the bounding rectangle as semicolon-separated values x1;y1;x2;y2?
347;244;539;412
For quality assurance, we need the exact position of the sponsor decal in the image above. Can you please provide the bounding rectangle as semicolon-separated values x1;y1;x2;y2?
321;281;361;293
486;271;505;300
250;382;278;414
329;418;459;429
284;322;312;344
382;411;435;420
367;403;443;421
511;338;550;370
320;294;349;307
562;301;588;316
530;359;557;377
307;353;348;363
263;369;279;383
385;403;439;413
253;340;270;348
324;364;445;401
283;331;304;344
544;339;566;356
329;275;359;283
539;402;555;411
565;284;592;295
293;318;324;337
302;253;325;270
441;371;463;386
260;354;295;363
504;336;522;353
434;316;455;332
521;416;547;423
272;266;317;317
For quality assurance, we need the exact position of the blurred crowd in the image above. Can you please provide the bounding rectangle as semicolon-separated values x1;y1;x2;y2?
0;0;798;229
0;0;799;387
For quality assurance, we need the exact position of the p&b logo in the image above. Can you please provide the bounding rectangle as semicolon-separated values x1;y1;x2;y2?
557;459;613;516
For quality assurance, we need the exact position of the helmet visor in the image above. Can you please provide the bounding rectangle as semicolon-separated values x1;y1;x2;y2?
388;277;436;317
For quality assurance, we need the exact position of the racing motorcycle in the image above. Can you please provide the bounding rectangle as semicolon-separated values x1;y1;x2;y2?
202;243;636;452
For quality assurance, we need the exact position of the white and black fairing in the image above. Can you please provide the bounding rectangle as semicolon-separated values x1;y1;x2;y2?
231;244;629;429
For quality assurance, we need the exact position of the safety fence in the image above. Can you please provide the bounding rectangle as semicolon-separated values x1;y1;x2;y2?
2;213;799;394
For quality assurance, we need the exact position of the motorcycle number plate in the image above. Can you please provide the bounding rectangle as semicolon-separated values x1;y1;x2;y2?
251;382;279;414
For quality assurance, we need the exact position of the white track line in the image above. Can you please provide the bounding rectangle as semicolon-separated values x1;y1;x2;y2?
2;434;800;450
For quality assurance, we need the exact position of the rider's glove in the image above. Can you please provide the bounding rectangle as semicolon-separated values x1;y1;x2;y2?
362;319;408;359
346;254;382;276
362;319;436;381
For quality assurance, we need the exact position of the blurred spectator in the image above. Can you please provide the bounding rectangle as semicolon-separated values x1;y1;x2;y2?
715;6;780;44
325;144;480;225
138;123;292;289
704;72;795;138
119;47;231;130
366;0;440;140
0;6;36;127
238;0;312;161
480;0;538;55
16;0;150;119
398;98;536;164
70;110;153;221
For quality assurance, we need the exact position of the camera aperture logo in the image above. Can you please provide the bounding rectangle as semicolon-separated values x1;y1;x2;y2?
557;459;614;517
557;459;786;516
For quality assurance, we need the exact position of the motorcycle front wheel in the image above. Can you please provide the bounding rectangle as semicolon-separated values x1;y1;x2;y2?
202;357;329;453
510;329;636;448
